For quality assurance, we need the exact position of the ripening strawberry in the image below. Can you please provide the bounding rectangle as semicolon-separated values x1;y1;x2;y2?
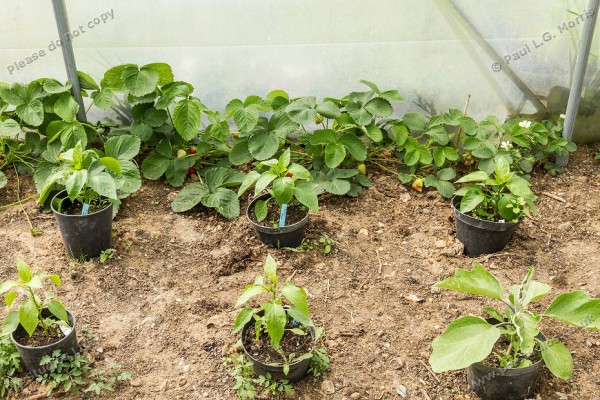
188;167;196;176
286;172;293;178
412;178;423;192
189;148;197;155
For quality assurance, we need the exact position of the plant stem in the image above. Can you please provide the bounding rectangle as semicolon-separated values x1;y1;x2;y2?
0;194;37;209
13;165;38;236
28;286;48;336
369;161;398;175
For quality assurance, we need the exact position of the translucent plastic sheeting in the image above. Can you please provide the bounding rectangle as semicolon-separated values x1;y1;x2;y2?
1;0;599;142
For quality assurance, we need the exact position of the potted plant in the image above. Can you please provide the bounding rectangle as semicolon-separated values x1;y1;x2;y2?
429;263;599;400
35;135;141;260
0;259;78;376
232;254;323;382
452;157;537;256
238;148;318;248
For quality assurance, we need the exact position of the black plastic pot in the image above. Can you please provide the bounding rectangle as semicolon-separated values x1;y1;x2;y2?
51;190;113;260
452;196;518;257
466;356;543;400
241;314;315;383
11;309;79;376
247;193;309;248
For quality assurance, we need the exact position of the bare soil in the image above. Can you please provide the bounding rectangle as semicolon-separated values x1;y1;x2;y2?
0;147;599;399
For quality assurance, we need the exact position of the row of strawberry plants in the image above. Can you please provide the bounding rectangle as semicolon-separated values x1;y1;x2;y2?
0;62;576;220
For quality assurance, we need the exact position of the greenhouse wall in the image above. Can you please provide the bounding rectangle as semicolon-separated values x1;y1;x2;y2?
2;0;599;142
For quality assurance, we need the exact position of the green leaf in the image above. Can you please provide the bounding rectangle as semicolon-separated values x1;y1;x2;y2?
391;124;409;146
99;157;122;174
364;97;393;117
456;170;489;183
435;180;455;199
324;143;346;169
1;311;19;336
201;188;240;220
346;102;372;126
166;157;195;187
316;101;341;119
459;190;485;213
155;82;192;109
121;65;159;97
102;64;135;90
16;258;32;283
545;291;600;329
483;307;505;322
171;183;209;212
173;99;202;141
264;302;287;348
238;171;261;196
0;171;6;189
254;199;268;222
339;133;367;161
264;255;278;285
232;308;256;334
254;172;278;196
53;94;79;122
364;124;383;142
233;105;260;132
141;152;170;180
16;99;44;126
0;118;21;136
229;140;253;166
142;63;174;86
512;310;541;355
404;149;420;166
43;79;71;94
88;172;118;200
248;132;279;160
235;284;267;308
541;339;573;380
286;97;317;125
438;167;456;181
287;163;312;180
116;160;142;196
272;177;294;205
435;263;503;300
429;316;501;373
77;71;99;91
294;181;318;211
311;129;337;145
506;176;536;201
281;283;309;316
91;87;114;109
4;291;17;307
66;169;88;200
403;112;427;131
19;297;39;337
494;157;512;183
104;135;141;161
47;300;68;323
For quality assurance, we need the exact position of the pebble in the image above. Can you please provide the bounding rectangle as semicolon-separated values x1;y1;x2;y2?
178;377;187;387
321;380;335;394
586;339;593;347
395;384;408;397
400;193;411;203
358;229;369;237
350;393;361;399
558;221;572;231
394;356;406;369
130;380;142;387
435;240;447;248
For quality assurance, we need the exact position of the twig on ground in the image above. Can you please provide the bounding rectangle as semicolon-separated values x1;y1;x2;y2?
420;359;441;384
420;388;432;400
324;278;330;303
287;269;298;282
376;249;383;275
337;305;355;324
357;273;371;291
542;191;566;203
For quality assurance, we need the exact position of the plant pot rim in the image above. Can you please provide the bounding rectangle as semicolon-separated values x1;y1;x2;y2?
51;190;112;218
11;309;76;350
452;196;519;228
240;311;316;369
246;193;309;232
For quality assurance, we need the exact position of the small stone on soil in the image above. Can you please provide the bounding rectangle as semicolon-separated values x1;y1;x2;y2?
358;228;369;237
321;380;335;394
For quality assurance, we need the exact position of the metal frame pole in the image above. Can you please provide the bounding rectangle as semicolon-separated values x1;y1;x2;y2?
51;0;87;122
557;0;599;166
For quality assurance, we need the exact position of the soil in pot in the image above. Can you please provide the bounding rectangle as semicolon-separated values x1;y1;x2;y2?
13;324;68;347
242;323;313;365
248;200;308;228
57;198;111;215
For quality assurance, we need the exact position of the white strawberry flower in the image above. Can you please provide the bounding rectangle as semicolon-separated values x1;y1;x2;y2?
560;114;566;119
518;120;532;129
500;141;512;150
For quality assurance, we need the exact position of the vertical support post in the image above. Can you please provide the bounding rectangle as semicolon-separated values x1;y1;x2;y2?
557;0;599;166
51;0;87;122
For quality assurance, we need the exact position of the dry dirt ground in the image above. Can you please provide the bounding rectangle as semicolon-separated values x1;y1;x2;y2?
0;146;599;400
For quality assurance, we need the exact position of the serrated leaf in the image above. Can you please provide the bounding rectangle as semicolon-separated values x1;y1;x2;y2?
286;97;317;125
122;66;159;97
171;183;209;212
229;140;253;166
91;87;114;109
142;63;174;86
346;102;372;126
364;97;393;118
233;106;260;132
429;316;501;372
248;131;279;160
339;133;367;161
16;99;44;126
104;135;141;161
77;71;99;91
173;99;202;140
403;112;426;131
315;101;341;119
89;172;117;200
201;187;241;220
435;263;503;300
364;124;383;142
324;143;346;168
311;129;337;145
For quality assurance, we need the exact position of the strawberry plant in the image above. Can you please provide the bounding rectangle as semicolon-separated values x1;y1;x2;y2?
454;157;537;222
171;166;245;219
238;148;318;222
0;259;69;338
429;263;599;380
310;165;371;197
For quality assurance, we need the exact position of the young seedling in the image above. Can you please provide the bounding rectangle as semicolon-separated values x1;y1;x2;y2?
429;263;599;380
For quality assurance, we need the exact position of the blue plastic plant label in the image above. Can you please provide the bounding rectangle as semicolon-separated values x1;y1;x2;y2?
81;203;90;216
279;204;288;228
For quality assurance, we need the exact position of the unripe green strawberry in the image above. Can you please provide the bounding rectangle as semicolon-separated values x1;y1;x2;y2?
177;149;187;158
357;163;366;175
